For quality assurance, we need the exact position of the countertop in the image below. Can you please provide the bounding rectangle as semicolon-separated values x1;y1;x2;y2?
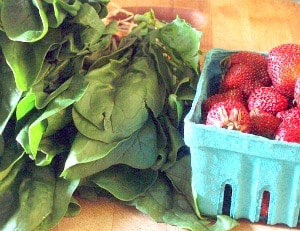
53;0;300;230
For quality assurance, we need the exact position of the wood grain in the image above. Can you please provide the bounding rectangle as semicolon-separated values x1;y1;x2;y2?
53;0;300;230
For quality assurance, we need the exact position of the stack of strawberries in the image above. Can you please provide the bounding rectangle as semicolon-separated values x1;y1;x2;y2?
203;43;300;143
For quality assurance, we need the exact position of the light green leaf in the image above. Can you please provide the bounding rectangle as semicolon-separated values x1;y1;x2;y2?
16;93;36;121
158;17;202;73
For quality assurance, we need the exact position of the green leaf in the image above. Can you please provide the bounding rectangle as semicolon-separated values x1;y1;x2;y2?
127;155;238;231
72;3;106;49
116;119;158;169
16;93;36;121
151;115;185;171
74;57;164;143
158;17;202;74
62;119;159;179
0;160;23;227
167;94;184;128
1;0;48;42
0;57;22;134
1;165;56;231
16;111;43;155
42;107;73;138
0;141;24;183
34;132;70;166
27;73;87;157
64;132;122;168
90;165;158;201
210;215;239;231
37;178;80;230
0;31;60;91
65;197;81;217
165;155;195;208
45;0;82;28
126;175;174;222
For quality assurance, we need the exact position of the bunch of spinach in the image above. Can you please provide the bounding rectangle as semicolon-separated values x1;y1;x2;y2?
0;1;238;230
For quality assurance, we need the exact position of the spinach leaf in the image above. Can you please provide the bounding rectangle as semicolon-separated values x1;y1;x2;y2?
90;165;158;201
1;165;56;231
0;31;60;91
36;178;80;230
158;17;202;74
0;51;22;133
127;155;238;231
1;0;48;42
0;160;23;227
16;73;87;159
62;118;158;179
73;57;164;143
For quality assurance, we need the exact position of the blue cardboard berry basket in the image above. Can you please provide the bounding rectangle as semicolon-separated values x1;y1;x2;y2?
184;48;300;227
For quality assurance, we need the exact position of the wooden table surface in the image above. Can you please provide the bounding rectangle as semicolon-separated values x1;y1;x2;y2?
53;0;300;230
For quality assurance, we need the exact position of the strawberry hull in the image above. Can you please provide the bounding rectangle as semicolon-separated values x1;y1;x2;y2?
184;48;300;227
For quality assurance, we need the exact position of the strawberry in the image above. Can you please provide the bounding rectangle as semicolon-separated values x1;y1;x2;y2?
219;63;257;94
260;191;270;218
275;117;300;143
294;77;300;106
250;108;281;138
220;59;269;98
276;107;300;120
247;86;289;115
240;79;264;98
221;51;271;86
267;43;300;98
203;88;245;113
206;99;251;133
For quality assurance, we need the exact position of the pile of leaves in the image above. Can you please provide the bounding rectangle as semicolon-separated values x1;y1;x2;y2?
0;1;237;230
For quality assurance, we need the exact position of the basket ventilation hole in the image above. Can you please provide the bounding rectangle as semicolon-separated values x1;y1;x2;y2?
222;184;232;215
260;191;270;220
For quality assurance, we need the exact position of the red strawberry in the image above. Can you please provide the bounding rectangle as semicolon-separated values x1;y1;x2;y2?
267;43;300;98
276;107;300;120
294;77;300;106
260;191;270;218
250;108;281;138
219;63;257;93
247;86;289;115
240;79;264;98
275;117;300;143
221;51;271;86
203;88;245;113
206;99;251;133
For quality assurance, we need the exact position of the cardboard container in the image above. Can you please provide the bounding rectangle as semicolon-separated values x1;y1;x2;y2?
184;48;300;227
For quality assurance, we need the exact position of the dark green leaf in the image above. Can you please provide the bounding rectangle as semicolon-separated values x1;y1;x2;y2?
74;57;164;143
91;165;158;201
1;0;48;42
37;178;80;230
0;31;60;90
62;119;158;179
1;165;56;231
0;56;22;134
